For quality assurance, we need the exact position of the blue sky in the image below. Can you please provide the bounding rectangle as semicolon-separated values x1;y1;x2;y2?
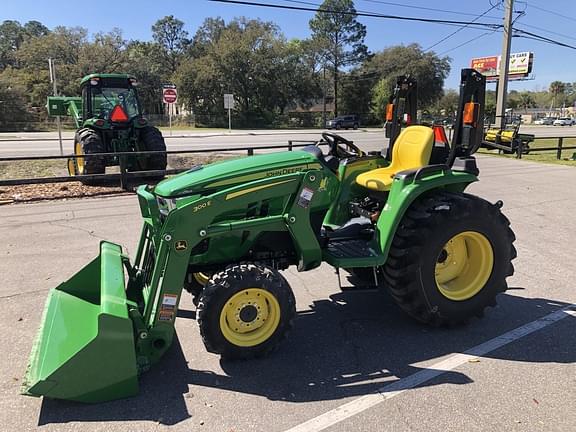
3;0;576;90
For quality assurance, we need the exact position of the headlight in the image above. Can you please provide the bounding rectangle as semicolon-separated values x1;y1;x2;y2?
157;196;177;216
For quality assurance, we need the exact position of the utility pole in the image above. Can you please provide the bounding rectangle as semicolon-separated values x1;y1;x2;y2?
48;58;64;156
495;0;514;130
322;65;327;128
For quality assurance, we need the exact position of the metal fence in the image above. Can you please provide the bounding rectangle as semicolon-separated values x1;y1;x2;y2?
1;134;574;192
480;136;576;159
0;139;316;190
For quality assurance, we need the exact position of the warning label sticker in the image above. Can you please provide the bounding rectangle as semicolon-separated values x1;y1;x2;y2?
158;294;178;322
162;294;178;309
158;311;174;322
297;187;314;208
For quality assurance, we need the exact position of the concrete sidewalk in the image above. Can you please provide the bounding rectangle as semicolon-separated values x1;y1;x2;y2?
0;156;575;432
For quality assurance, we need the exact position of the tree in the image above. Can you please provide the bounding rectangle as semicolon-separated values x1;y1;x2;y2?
23;21;49;38
124;41;166;114
176;17;320;127
436;89;459;118
342;44;450;120
0;20;50;70
370;77;393;121
78;29;127;75
309;0;369;116
517;92;535;113
0;20;25;69
0;73;31;131
549;81;565;108
152;15;189;75
190;17;225;57
364;44;450;109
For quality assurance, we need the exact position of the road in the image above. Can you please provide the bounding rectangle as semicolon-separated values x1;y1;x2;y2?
0;129;387;158
0;125;575;158
0;155;575;431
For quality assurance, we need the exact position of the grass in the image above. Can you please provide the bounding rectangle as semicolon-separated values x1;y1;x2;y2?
0;159;67;180
0;153;239;181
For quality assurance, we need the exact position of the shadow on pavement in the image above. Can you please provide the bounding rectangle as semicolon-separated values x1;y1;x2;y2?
37;289;575;426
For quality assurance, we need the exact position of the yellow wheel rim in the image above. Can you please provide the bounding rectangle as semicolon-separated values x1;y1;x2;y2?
193;272;210;286
219;288;281;347
67;158;76;176
435;231;494;301
75;141;85;174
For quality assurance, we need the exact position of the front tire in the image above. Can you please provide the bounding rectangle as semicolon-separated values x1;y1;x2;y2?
184;271;212;305
383;191;516;326
197;264;296;359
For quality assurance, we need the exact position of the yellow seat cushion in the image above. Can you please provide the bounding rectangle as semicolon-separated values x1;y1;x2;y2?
356;126;434;191
485;128;514;143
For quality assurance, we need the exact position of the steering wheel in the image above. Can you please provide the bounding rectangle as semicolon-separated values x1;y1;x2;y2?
318;132;364;158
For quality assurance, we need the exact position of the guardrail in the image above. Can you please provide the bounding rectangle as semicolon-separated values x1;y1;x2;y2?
481;136;576;159
0;140;316;190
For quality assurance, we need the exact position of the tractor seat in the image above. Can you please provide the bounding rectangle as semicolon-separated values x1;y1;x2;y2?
356;126;434;191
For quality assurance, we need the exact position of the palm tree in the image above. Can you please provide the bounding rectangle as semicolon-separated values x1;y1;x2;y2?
549;81;566;109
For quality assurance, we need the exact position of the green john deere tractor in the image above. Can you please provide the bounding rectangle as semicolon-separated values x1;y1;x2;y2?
47;73;167;184
24;69;516;403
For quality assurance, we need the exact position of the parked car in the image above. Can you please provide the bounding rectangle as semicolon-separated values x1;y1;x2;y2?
553;117;574;126
534;117;554;125
326;115;359;130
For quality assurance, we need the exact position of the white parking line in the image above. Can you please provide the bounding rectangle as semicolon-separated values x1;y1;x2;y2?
284;305;576;432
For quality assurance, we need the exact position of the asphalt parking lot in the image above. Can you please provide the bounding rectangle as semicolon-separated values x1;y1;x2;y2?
0;155;575;431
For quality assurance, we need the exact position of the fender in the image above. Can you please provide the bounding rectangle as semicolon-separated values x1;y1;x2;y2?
376;166;478;259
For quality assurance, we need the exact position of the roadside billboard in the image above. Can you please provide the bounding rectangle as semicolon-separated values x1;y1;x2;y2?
470;56;499;78
470;52;533;81
508;51;532;75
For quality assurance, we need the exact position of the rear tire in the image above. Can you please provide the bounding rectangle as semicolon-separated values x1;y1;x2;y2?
73;128;106;185
383;191;516;326
197;264;296;359
140;126;167;174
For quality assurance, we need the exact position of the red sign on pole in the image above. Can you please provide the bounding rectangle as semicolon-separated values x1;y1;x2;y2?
163;87;178;104
470;56;499;78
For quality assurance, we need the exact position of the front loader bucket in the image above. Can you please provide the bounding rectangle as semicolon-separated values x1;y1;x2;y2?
22;242;139;403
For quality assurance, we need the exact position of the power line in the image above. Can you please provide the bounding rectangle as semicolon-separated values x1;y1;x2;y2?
276;0;499;31
512;28;576;50
436;29;500;56
209;0;502;29
423;2;502;52
525;2;576;23
514;22;576;42
211;0;576;57
358;0;502;19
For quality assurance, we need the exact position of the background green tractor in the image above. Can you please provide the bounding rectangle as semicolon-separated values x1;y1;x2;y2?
24;69;516;403
47;73;167;184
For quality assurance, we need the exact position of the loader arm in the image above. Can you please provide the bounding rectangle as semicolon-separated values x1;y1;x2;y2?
47;96;83;128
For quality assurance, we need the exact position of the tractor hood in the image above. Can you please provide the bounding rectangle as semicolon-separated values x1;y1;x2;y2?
153;150;322;198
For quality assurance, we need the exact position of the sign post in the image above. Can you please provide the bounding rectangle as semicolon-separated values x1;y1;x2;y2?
48;58;63;156
162;84;178;136
224;94;234;133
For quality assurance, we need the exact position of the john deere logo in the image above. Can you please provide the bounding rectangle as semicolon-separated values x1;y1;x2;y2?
175;240;188;251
